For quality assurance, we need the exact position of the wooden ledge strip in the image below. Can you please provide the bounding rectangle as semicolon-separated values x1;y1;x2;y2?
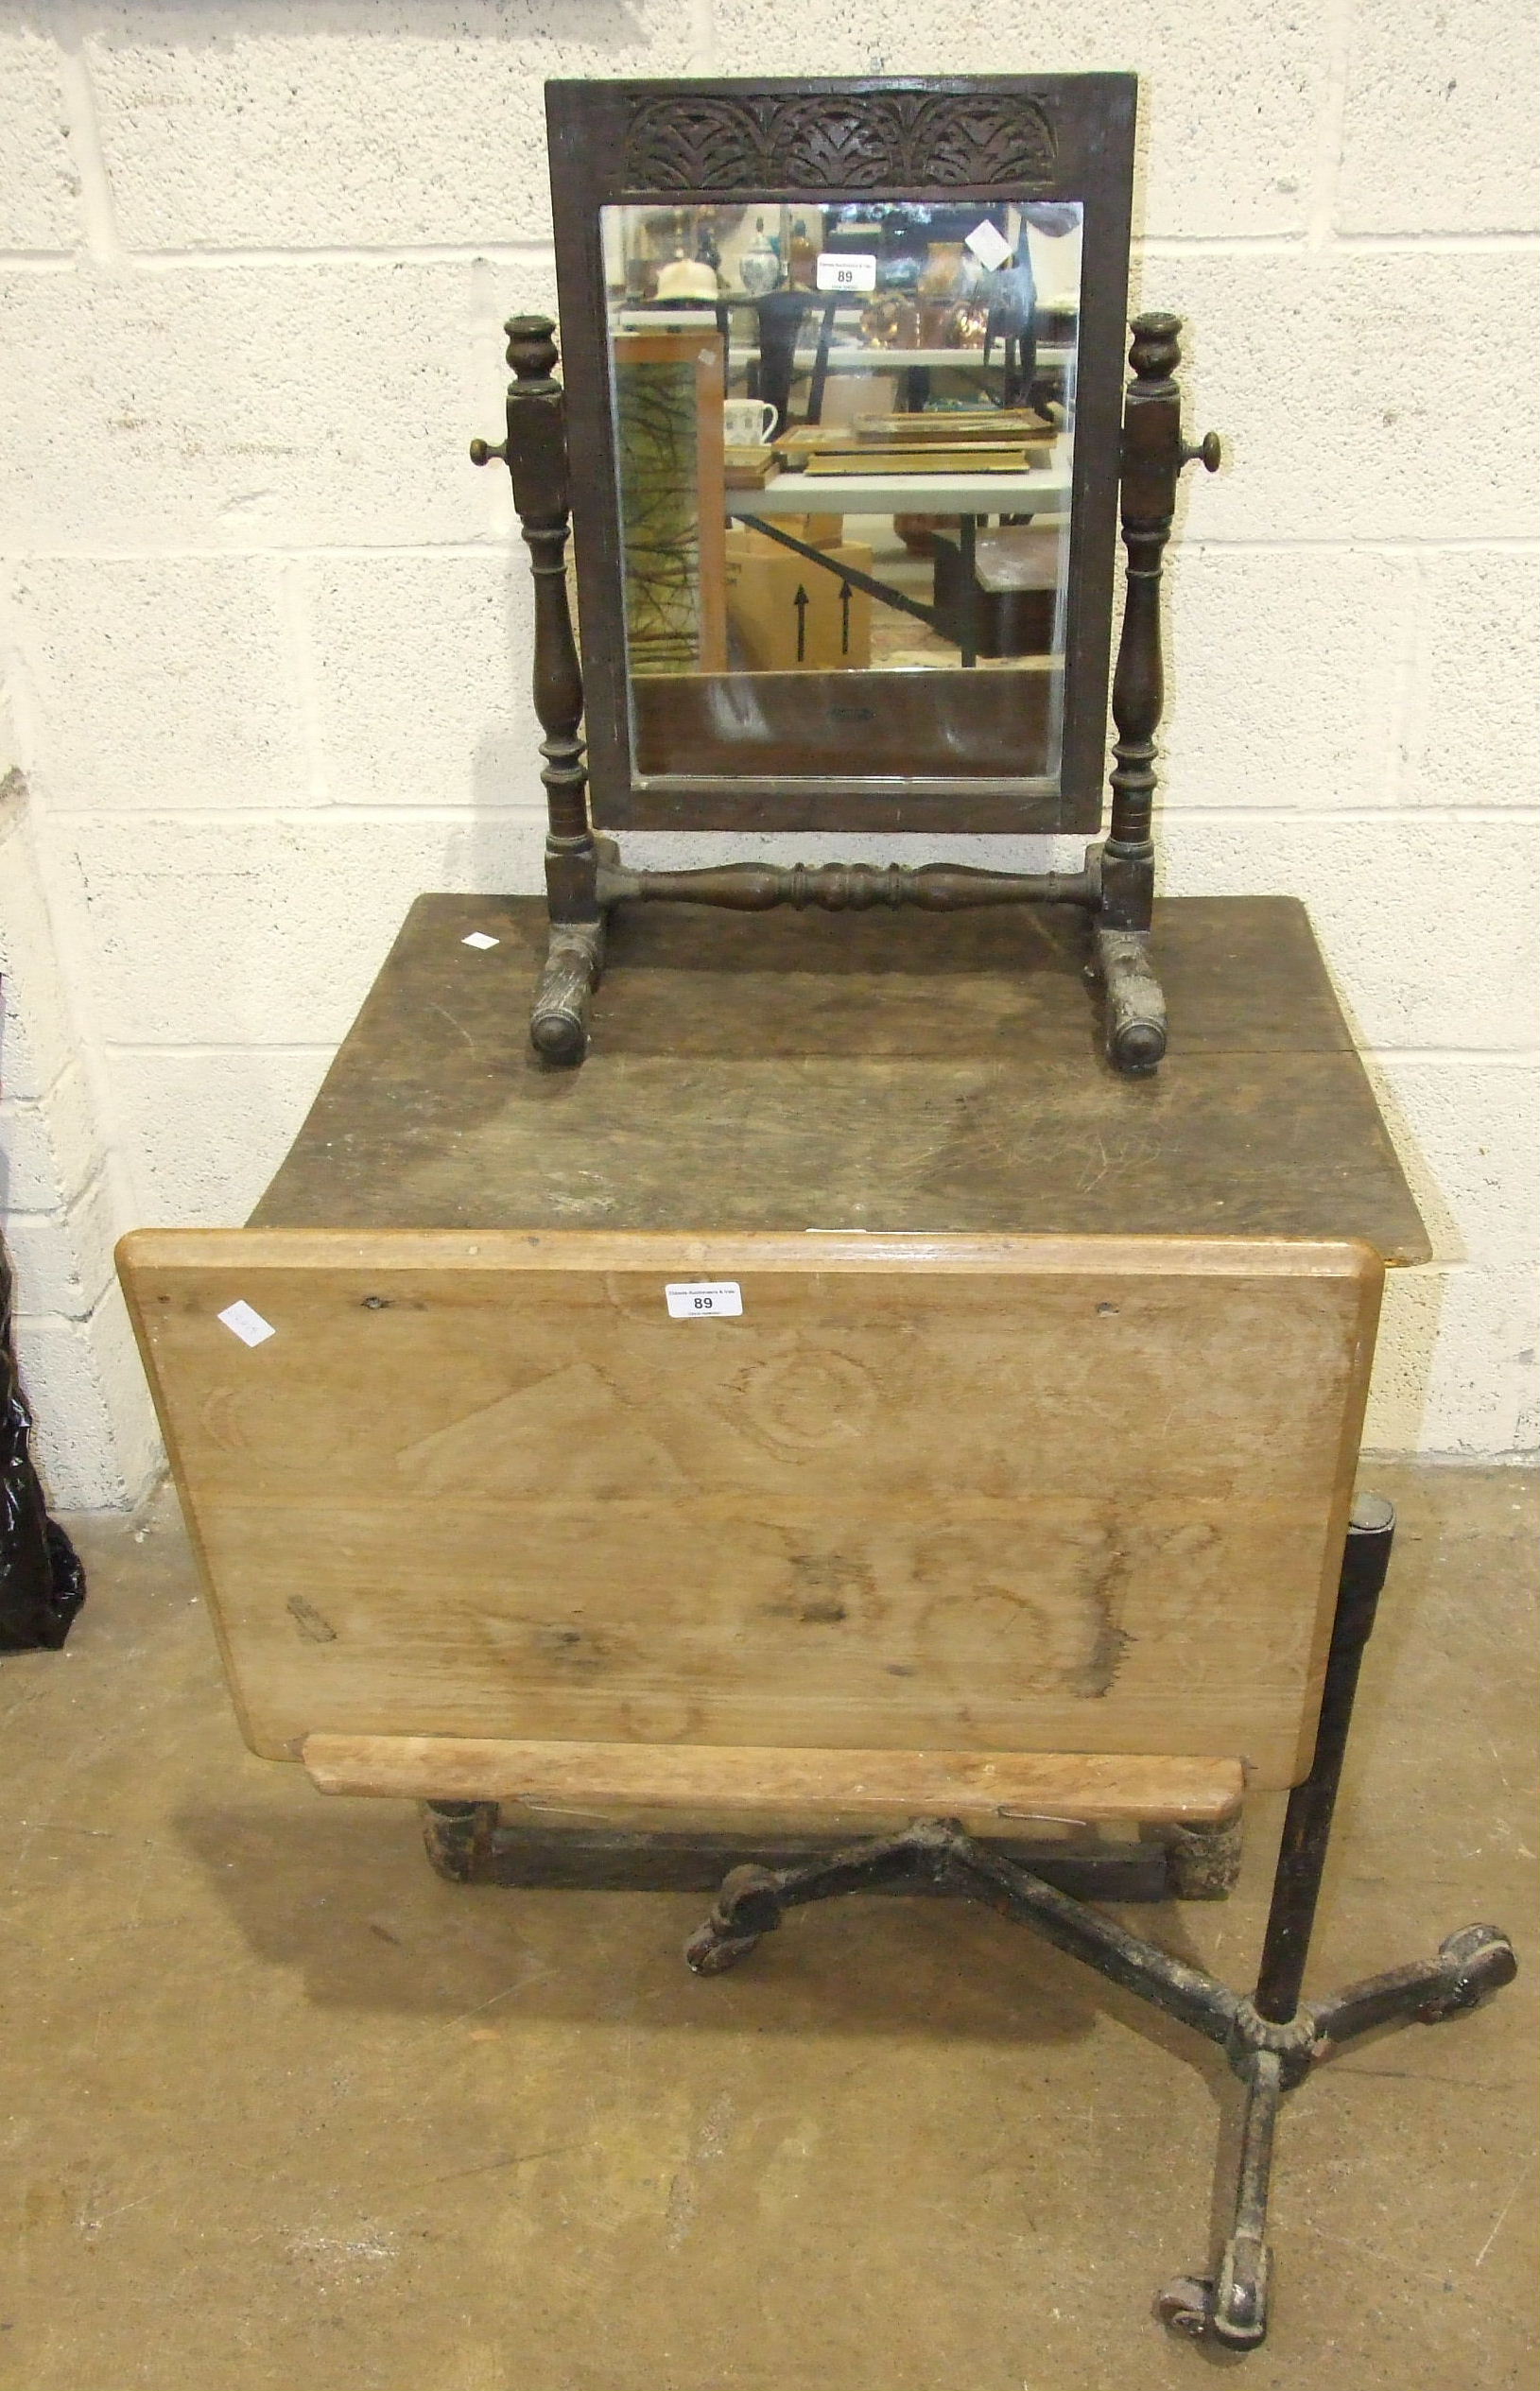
301;1735;1244;1828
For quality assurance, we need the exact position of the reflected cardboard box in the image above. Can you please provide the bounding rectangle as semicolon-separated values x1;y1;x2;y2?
725;521;874;671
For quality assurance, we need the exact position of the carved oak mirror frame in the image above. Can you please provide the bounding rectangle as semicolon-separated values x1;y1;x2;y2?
473;78;1220;1073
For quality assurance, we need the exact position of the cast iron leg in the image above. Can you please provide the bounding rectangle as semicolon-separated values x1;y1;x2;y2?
682;1499;1515;2350
1310;1923;1517;2045
1157;1495;1517;2347
1158;1499;1396;2348
684;1822;1243;2048
1252;1495;1397;2021
951;1840;1239;2046
1214;2046;1282;2347
683;1828;935;1974
1159;2049;1283;2348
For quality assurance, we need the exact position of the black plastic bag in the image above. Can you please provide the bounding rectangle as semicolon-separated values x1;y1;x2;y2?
0;1245;85;1653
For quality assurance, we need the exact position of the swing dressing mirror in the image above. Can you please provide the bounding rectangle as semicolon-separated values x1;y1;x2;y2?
550;78;1135;835
478;77;1218;1072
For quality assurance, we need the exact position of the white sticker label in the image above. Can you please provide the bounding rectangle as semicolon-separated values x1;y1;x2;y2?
964;217;1012;271
665;1280;744;1320
816;251;877;293
461;930;499;950
217;1299;276;1348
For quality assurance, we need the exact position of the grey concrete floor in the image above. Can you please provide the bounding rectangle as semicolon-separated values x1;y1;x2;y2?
1;1464;1534;2391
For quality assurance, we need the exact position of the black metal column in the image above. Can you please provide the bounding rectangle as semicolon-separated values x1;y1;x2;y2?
1253;1495;1394;2023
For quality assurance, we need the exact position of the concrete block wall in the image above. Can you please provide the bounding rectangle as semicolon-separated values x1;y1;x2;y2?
0;737;161;1504
1;0;1535;1501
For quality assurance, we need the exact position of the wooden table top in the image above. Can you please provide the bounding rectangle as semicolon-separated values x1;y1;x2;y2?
253;894;1429;1263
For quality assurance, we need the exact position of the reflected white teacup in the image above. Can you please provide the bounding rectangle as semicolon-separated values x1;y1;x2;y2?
722;399;778;446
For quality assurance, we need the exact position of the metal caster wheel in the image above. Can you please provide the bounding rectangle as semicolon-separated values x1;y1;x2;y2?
1415;1923;1518;2020
683;1924;761;1975
1155;2274;1214;2340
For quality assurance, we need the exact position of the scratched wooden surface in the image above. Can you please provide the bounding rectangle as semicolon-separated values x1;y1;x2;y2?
251;895;1430;1261
300;1734;1246;1826
119;1230;1380;1789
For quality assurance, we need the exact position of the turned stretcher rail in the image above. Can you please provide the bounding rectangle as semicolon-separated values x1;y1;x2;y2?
595;858;1100;911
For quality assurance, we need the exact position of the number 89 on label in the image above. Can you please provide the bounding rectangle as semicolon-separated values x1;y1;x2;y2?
815;252;877;293
665;1280;745;1319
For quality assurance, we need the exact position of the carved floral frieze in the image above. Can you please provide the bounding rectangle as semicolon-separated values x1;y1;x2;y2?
623;90;1057;193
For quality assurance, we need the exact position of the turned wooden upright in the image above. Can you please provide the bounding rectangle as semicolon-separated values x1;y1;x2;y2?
471;315;605;1058
1096;311;1221;1067
474;309;1219;1074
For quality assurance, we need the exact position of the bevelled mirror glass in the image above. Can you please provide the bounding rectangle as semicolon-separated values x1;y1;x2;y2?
599;198;1083;790
547;79;1134;835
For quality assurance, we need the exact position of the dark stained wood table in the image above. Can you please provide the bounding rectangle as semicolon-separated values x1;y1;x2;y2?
255;894;1429;1263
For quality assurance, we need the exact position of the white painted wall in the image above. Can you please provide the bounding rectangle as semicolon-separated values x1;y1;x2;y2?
1;2;1536;1502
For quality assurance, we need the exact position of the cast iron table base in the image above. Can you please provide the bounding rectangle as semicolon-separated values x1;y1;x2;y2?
678;1500;1516;2350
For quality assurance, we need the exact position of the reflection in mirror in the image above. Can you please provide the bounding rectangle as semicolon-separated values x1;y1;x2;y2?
600;198;1084;788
